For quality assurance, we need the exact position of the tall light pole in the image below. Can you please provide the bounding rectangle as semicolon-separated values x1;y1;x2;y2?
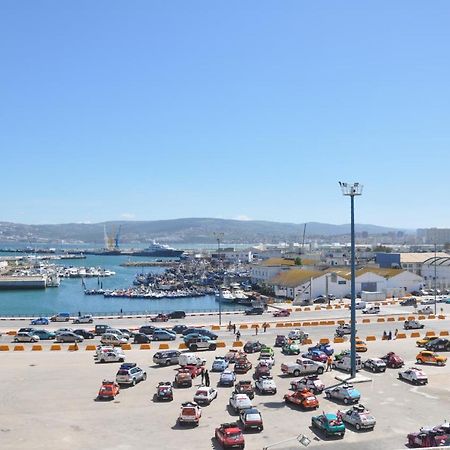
339;182;363;379
434;243;437;316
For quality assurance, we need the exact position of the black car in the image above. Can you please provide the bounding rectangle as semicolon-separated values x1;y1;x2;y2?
274;335;288;347
139;325;156;335
244;341;263;353
400;298;417;306
313;296;327;304
95;324;111;336
425;338;450;352
172;325;188;334
73;329;95;339
18;328;36;334
168;310;186;319
133;333;152;344
245;307;264;315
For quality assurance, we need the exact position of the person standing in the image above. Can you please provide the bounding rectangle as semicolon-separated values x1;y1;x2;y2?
204;369;210;387
326;355;333;372
388;331;392;340
263;322;268;333
255;324;259;336
236;330;241;341
394;328;398;339
228;320;232;331
233;324;236;334
201;369;205;385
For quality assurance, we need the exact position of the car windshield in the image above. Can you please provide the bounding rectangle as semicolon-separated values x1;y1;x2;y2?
306;396;316;401
226;432;242;439
195;391;207;396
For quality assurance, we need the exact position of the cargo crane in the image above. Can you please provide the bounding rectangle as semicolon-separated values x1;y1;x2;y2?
103;225;121;250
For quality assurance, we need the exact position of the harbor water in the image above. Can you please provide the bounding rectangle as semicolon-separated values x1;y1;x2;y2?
0;254;244;317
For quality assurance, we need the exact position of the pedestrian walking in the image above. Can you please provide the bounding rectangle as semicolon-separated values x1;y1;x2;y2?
204;369;210;387
263;322;268;333
337;409;343;421
120;308;123;316
233;324;236;334
326;355;333;372
201;370;205;384
236;330;241;341
394;328;398;339
255;324;259;336
228;320;232;331
388;331;392;340
78;311;81;317
383;330;387;340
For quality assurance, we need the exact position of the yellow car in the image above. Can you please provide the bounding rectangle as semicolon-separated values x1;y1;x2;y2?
416;351;447;366
355;340;368;352
416;336;437;347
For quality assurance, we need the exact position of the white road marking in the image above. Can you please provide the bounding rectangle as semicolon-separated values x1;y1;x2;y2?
410;386;439;399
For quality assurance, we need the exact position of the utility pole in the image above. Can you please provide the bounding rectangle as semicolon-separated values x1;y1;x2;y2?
434;243;437;315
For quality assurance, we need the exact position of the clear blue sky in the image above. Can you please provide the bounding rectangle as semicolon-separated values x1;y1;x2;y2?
1;1;449;228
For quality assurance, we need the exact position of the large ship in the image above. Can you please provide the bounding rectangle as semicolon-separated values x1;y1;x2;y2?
130;241;184;258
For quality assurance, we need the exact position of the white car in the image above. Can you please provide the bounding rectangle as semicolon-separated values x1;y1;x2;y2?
398;367;428;385
73;314;94;324
94;347;125;363
362;358;386;373
290;375;325;394
404;320;424;330
229;393;252;413
193;386;218;405
341;404;376;430
420;298;436;305
288;329;309;341
258;354;275;368
281;358;325;377
101;333;128;346
417;306;433;315
255;376;277;394
14;332;40;343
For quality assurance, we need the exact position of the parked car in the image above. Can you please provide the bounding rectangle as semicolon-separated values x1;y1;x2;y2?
54;327;73;335
50;313;70;322
116;363;147;386
290;375;325;394
229;393;252;413
138;325;155;335
133;333;152;344
311;413;345;438
94;324;111;336
273;309;290;317
400;297;417;306
152;350;180;366
193;386;218;405
239;407;263;431
172;325;188;334
177;402;202;426
73;314;93;324
32;330;55;340
355;339;368;352
416;351;447;366
362;358;387;373
234;380;254;399
335;323;354;336
154;382;173;401
341;404;376;430
219;369;236;387
224;349;244;363
100;333;128;346
302;350;328;363
150;313;169;322
417;306;433;315
97;380;120;400
73;329;94;339
188;336;217;352
288;329;309;342
30;317;49;326
404;320;424;330
308;343;334;356
324;384;361;404
380;352;404;368
274;335;288;347
407;428;450;448
56;332;84;343
281;358;325;377
398;367;428;385
168;310;186;319
282;342;301;355
178;352;206;367
212;357;229;372
416;336;438;347
425;338;450;352
14;332;40;343
182;328;218;340
18;328;36;334
255;376;277;394
244;307;264;315
152;329;176;341
254;361;271;379
174;369;193;388
215;422;245;449
284;388;319;409
94;347;125;363
234;357;252;374
244;341;263;353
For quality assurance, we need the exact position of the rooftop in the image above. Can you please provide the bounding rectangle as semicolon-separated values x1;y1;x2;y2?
400;252;449;264
257;258;297;267
269;269;324;287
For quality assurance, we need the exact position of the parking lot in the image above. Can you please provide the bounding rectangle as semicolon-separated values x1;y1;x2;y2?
0;302;449;450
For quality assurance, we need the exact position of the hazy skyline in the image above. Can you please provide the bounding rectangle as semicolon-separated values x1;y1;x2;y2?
1;2;450;228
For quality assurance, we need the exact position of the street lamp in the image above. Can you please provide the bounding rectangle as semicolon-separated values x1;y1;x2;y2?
339;182;363;379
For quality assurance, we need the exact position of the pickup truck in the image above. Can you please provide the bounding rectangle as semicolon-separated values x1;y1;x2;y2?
281;358;325;377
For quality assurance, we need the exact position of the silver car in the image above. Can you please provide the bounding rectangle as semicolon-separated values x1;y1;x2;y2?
56;332;84;343
152;350;180;366
14;332;40;343
324;384;361;404
116;364;147;386
341;405;376;430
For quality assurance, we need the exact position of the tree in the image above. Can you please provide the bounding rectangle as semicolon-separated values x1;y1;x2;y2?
294;257;302;266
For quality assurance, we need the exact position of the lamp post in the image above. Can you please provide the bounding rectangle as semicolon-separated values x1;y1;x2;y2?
339;182;363;379
434;243;437;316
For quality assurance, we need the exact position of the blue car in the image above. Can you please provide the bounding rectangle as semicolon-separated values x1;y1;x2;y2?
31;317;49;326
308;343;334;356
219;369;236;386
212;357;229;372
324;384;361;404
32;329;56;340
152;330;176;341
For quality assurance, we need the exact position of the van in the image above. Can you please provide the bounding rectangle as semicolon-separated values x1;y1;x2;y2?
50;313;70;322
95;324;111;336
332;354;362;372
100;333;128;346
362;306;380;314
178;352;206;367
355;301;366;310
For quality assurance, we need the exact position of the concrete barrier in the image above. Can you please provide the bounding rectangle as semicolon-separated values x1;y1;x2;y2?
140;344;151;350
314;306;321;310
7;331;17;336
377;318;385;323
211;325;220;331
333;337;344;343
216;341;226;348
337;320;345;325
418;315;426;320
85;345;96;351
304;307;311;311
396;333;406;339
159;343;169;350
326;305;332;310
31;345;43;351
327;321;336;326
410;332;421;338
319;321;328;326
14;345;25;351
426;331;437;337
0;345;9;351
387;317;395;322
366;336;376;341
319;338;330;344
438;315;446;320
407;316;416;321
233;341;243;347
334;305;342;309
295;308;302;312
276;323;284;328
250;324;259;329
121;343;132;350
284;322;293;327
429;315;435;319
440;331;449;336
398;317;406;321
239;324;248;329
302;322;311;327
68;344;79;351
303;338;313;345
362;319;370;323
293;322;302;327
310;321;319;326
50;344;61;351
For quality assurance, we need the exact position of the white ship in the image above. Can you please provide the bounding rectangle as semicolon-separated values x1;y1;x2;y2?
215;286;236;303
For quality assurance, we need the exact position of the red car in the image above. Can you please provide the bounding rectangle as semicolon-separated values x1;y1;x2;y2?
284;388;319;409
97;380;120;400
254;362;270;379
150;314;169;322
184;364;204;378
273;309;290;317
407;428;450;447
234;357;252;374
381;352;404;368
215;422;245;449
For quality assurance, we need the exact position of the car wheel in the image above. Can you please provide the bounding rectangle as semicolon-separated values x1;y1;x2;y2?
191;345;197;352
132;379;136;386
210;344;217;351
143;373;147;381
293;370;300;377
14;338;18;342
343;398;349;405
317;367;324;374
153;337;159;341
416;359;422;364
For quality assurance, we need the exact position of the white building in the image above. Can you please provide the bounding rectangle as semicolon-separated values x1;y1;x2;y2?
420;256;450;290
250;258;296;283
400;252;449;276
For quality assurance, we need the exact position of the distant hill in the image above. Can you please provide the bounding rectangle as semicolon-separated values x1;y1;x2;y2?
0;218;408;245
